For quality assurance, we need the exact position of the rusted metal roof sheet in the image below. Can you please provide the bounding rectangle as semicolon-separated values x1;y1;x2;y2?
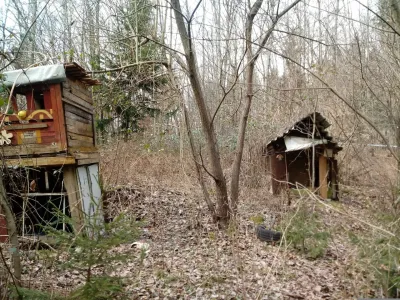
266;112;342;152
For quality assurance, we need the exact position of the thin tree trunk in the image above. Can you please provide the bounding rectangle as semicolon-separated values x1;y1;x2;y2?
230;0;301;212
29;0;38;64
171;0;229;224
0;167;21;284
230;0;262;213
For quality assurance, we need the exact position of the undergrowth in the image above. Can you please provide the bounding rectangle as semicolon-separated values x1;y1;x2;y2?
9;212;141;300
281;203;331;259
349;212;400;298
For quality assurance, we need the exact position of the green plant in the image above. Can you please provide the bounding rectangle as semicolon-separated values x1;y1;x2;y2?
45;212;141;299
10;287;61;300
250;214;265;225
68;276;124;300
282;205;330;259
353;216;400;298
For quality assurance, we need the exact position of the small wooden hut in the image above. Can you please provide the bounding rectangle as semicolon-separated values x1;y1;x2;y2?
0;63;102;242
263;112;342;199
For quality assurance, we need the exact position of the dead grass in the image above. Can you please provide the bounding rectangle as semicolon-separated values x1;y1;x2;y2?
2;138;398;299
93;139;399;298
99;139;197;192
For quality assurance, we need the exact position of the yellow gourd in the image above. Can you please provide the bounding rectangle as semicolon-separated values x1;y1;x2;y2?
17;110;27;119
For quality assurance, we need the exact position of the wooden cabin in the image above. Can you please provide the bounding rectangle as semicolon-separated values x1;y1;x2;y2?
263;112;342;200
0;63;102;241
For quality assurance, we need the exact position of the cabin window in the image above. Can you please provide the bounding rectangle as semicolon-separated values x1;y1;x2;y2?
15;94;28;111
0;89;8;113
33;91;45;109
11;88;51;112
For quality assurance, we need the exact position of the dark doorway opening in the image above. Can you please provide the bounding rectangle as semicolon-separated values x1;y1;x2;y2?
4;166;73;236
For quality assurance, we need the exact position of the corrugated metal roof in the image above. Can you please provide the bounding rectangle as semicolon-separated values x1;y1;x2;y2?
266;112;342;152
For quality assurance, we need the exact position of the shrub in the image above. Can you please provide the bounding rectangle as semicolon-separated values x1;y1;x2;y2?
281;204;330;259
45;212;141;299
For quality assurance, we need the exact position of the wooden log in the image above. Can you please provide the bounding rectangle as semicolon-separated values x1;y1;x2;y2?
20;192;68;197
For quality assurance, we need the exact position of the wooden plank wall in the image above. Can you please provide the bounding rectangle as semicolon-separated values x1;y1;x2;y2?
62;79;95;149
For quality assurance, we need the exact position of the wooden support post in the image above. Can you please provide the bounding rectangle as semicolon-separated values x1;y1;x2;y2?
0;206;7;243
63;166;83;233
331;159;339;200
319;155;328;199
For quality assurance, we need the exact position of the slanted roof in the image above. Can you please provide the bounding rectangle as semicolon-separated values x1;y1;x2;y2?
64;63;101;86
1;62;100;88
267;112;342;153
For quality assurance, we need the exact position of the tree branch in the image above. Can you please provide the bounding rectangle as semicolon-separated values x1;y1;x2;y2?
355;0;400;37
90;61;169;74
0;0;52;72
257;42;400;162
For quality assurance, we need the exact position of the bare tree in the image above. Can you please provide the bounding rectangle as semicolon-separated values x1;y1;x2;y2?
171;0;301;224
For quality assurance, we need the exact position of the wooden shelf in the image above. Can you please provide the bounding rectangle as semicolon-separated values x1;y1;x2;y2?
5;156;76;167
20;193;67;197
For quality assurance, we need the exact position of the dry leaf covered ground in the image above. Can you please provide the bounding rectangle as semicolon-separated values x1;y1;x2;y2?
15;184;376;299
1;141;396;299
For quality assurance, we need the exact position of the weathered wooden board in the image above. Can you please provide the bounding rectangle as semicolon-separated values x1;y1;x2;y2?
62;90;93;112
64;103;92;120
67;139;94;148
88;164;102;202
2;144;63;157
64;78;92;97
68;132;94;143
68;146;98;153
319;155;328;199
65;111;91;124
5;156;76;167
5;123;48;130
63;166;84;231
62;97;93;114
73;151;99;160
77;158;100;165
50;84;67;150
63;86;93;104
66;121;93;137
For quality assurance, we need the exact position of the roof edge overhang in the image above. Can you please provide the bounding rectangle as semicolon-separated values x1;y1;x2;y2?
1;62;101;88
266;112;342;153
